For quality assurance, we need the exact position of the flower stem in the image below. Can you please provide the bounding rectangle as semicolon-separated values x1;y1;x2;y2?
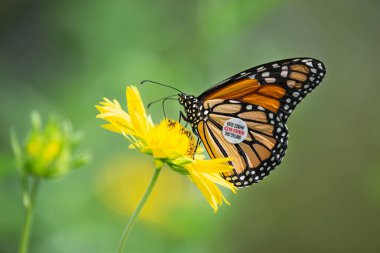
116;167;162;253
18;177;40;253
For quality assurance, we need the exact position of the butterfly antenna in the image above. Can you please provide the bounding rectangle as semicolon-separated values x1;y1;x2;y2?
141;80;184;94
147;94;178;109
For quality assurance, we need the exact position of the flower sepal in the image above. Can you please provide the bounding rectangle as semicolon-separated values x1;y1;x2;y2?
171;156;194;166
165;156;195;175
166;163;190;175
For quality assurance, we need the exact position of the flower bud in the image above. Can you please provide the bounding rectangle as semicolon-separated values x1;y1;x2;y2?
11;111;90;178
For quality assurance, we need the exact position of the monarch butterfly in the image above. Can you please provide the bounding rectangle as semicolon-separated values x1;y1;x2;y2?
144;58;326;188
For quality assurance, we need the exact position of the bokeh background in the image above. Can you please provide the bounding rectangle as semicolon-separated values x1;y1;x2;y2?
1;0;380;252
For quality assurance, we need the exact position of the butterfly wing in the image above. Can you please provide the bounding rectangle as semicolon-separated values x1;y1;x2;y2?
199;58;326;122
196;58;326;187
197;100;288;187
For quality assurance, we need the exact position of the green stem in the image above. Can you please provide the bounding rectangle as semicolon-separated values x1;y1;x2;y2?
18;177;40;253
116;168;162;253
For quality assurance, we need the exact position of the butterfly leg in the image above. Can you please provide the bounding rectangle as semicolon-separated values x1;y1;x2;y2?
179;111;188;123
193;137;201;158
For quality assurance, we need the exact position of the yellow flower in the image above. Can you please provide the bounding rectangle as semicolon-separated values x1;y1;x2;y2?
96;86;236;212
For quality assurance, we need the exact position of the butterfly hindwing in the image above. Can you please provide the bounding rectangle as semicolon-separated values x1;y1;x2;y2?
197;100;288;187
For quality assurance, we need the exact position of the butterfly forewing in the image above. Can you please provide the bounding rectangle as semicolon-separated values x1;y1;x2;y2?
199;58;326;122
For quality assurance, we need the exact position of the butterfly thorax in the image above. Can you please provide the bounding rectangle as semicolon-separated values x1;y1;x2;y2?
178;94;209;128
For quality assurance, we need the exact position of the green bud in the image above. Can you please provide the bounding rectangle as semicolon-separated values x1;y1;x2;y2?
11;111;90;179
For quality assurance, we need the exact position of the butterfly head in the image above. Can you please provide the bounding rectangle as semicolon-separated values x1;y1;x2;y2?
178;93;187;105
178;94;208;127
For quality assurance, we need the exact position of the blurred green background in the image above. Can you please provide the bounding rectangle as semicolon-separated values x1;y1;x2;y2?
1;0;380;252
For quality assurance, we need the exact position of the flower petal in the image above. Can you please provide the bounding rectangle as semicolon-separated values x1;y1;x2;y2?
189;169;219;212
191;158;234;173
126;86;153;138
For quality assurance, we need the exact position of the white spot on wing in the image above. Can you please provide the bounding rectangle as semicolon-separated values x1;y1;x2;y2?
258;106;265;111
257;66;265;71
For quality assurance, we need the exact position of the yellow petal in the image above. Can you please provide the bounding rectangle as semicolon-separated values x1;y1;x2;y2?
201;172;237;194
126;86;147;120
191;158;234;173
185;159;237;212
101;124;122;133
189;169;218;212
126;86;153;138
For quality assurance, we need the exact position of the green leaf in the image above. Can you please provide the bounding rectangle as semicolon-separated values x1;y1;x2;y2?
71;154;91;169
30;111;42;131
10;129;23;171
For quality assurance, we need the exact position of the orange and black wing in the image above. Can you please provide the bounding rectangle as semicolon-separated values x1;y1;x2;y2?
199;58;326;122
196;58;326;187
197;100;288;187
